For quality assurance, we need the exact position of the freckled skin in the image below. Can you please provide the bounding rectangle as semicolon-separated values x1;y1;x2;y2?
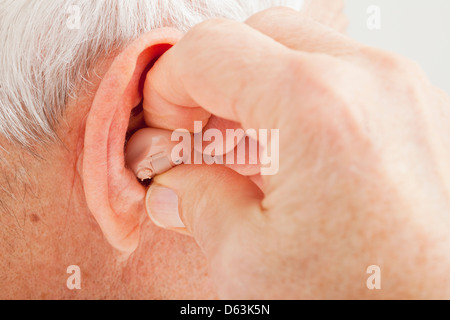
29;214;40;223
6;1;429;300
0;72;217;299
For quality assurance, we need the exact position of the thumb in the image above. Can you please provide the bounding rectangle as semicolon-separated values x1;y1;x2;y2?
145;164;264;255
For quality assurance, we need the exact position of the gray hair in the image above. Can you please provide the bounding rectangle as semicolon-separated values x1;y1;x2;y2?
0;0;303;148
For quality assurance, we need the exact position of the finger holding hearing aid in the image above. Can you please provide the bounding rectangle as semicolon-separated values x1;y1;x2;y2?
142;71;248;154
131;7;450;299
126;126;261;180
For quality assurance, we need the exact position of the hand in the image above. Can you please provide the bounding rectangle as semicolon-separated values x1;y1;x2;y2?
141;7;450;299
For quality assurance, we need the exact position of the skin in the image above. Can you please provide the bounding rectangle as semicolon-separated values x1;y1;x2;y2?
2;1;449;300
142;8;450;299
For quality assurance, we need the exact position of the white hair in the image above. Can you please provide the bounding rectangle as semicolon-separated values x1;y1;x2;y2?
0;0;303;148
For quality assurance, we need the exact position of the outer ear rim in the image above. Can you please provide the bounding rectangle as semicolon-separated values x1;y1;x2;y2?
83;28;183;253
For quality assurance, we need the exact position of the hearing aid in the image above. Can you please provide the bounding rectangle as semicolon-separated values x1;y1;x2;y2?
126;128;185;181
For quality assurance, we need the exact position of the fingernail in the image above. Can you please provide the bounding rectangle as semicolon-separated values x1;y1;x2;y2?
145;185;186;230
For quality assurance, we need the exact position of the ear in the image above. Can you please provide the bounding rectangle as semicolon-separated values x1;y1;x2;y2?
82;28;183;254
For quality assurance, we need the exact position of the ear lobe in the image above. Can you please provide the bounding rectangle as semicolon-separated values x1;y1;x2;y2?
82;28;183;254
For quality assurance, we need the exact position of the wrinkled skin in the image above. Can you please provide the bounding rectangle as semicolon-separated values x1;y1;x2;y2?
0;0;345;300
143;8;450;299
2;1;450;300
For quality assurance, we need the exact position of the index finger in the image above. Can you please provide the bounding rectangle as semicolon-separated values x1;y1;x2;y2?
144;18;295;131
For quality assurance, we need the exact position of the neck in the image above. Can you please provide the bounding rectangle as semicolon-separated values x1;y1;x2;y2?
0;139;120;299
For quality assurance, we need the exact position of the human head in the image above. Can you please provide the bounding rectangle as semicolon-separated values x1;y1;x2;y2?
0;0;306;299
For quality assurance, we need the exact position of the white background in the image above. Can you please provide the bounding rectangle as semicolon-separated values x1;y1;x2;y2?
345;0;450;94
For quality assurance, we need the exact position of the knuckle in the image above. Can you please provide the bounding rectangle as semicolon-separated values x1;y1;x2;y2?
364;47;422;75
382;54;412;73
266;5;299;14
361;47;429;95
283;53;368;147
399;56;428;80
284;52;345;106
191;18;235;36
186;18;237;47
257;5;299;18
369;49;430;97
246;6;299;28
183;18;246;70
